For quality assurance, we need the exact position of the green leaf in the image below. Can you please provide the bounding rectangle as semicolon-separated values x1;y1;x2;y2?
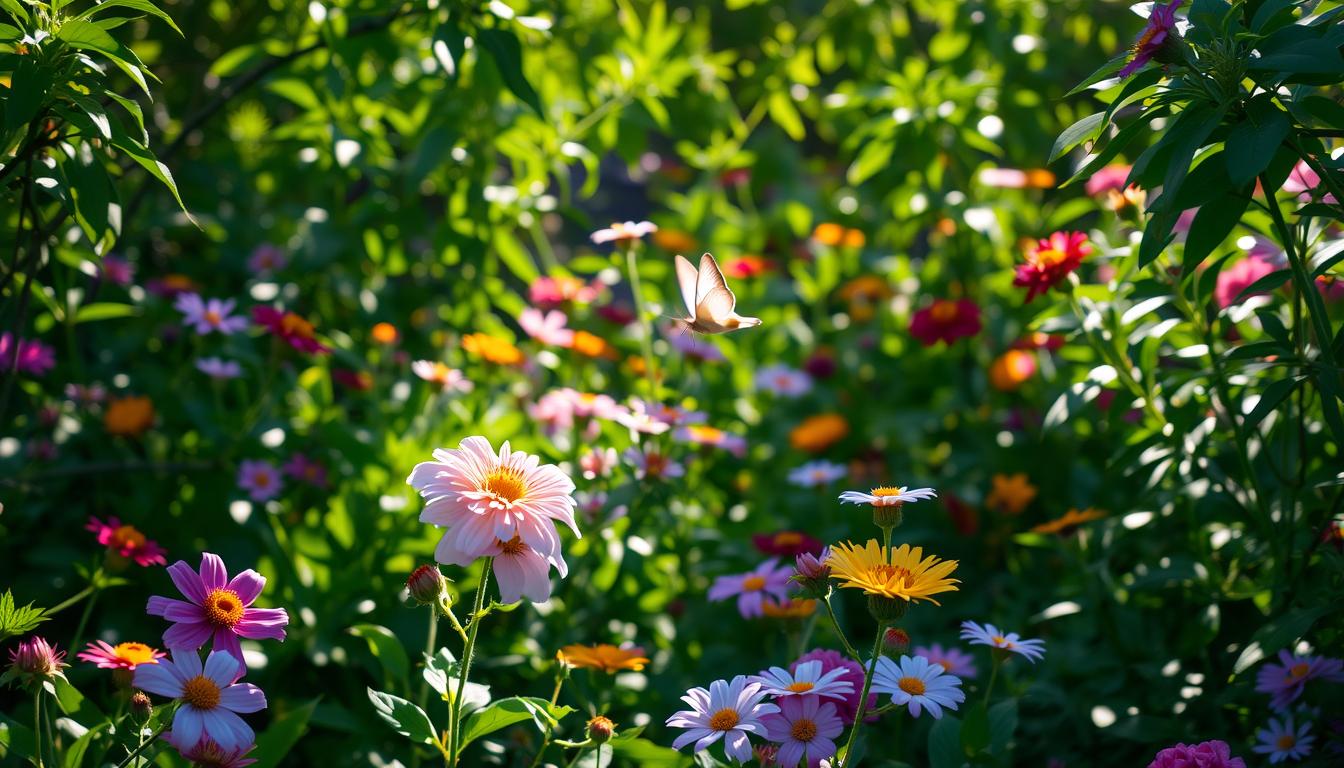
1225;98;1291;187
1050;111;1105;162
61;722;108;768
109;134;195;222
0;590;48;640
432;19;466;80
74;0;183;36
848;137;894;186
477;28;543;117
1233;603;1339;674
1064;54;1126;97
4;58;50;136
960;702;990;755
55;19;120;55
1233;268;1291;304
348;624;410;686
458;696;571;750
1245;376;1302;428
249;698;320;768
768;90;805;141
367;688;438;746
928;714;967;768
0;0;30;22
988;699;1018;752
1182;185;1253;273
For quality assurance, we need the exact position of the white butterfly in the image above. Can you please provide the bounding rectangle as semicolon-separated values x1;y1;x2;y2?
672;253;763;334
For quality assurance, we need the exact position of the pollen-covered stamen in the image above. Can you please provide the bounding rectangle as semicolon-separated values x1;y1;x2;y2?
870;486;908;497
785;681;814;693
204;309;222;327
202;588;246;628
774;532;803;547
873;564;913;587
497;536;527;556
929;301;958;323
182;674;221;709
110;525;146;549
114;642;157;665
483;467;528;504
742;576;767;592
708;708;739;731
790;718;818;742
1287;662;1310;680
898;676;927;696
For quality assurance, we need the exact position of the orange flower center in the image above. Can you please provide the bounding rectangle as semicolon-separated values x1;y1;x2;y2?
1133;24;1162;54
113;642;158;666
1032;247;1069;268
204;309;222;326
898;676;926;696
280;312;315;339
1276;734;1296;750
483;467;527;503
110;525;146;549
644;453;669;477
929;301;958;323
688;425;724;442
182;674;221;709
252;471;271;488
708;708;739;731
790;717;818;742
742;576;767;591
937;659;953;672
497;536;527;556
202;588;245;628
873;564;912;586
1288;662;1310;680
774;532;803;546
786;681;815;693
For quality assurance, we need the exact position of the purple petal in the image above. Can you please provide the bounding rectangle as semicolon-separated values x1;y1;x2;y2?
163;622;214;650
199;553;229;591
173;707;203;748
203;650;241;687
166;561;207;604
147;597;204;623
219;683;267;714
212;626;245;665
226;570;266;605
201;708;253;752
133;663;185;698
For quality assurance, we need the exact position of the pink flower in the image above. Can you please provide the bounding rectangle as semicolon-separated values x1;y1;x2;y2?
1014;232;1091;302
519;308;575;347
86;516;167;566
412;361;474;393
529;276;600;309
1282;160;1334;203
1214;257;1277;309
1;333;55;376
1119;0;1184;78
283;453;328;488
790;649;877;726
247;243;287;275
1084;164;1134;197
165;734;257;768
909;299;982;346
1255;649;1344;711
752;531;823;557
196;357;243;380
529;389;577;434
754;365;813;397
145;553;290;662
1147;740;1246;768
98;255;135;286
591;220;657;244
407;436;580;570
237;460;283;502
793;548;831;581
623;445;685;481
579;447;618;480
914;643;978;678
133;650;266;752
4;636;67;684
675;424;747;457
707;560;793;619
175;294;249;335
440;533;566;603
77;640;165;670
760;695;844;768
251;306;330;355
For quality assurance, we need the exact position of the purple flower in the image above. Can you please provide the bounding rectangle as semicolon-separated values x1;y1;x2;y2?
1147;740;1246;768
915;643;978;678
1255;649;1344;711
1;333;55;376
164;734;257;768
707;560;793;619
1119;1;1184;78
283;453;328;488
98;255;135;286
247;243;287;275
237;460;283;502
791;649;877;726
760;695;844;767
175;294;249;335
133;650;266;752
666;676;779;764
196;357;243;380
145;553;289;663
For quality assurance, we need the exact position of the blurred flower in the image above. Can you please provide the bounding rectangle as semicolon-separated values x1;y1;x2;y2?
1014;231;1091;302
237;460;283;502
871;654;965;719
754;660;855;700
827;541;959;606
412;361;473;393
531;389;577;434
65;382;107;407
791;649;876;726
724;255;774;279
104;395;155;437
943;493;980;536
1254;716;1314;764
370;322;399;345
676;424;747;456
175;294;249;335
86;516;167;566
653;228;696;253
406;564;447;606
1317;274;1344;301
580;447;618;480
462;332;524;365
959;621;1046;662
596;302;636;325
755;364;813;397
669;331;726;362
1086;165;1132;197
812;223;865;248
133;650;265;752
530;275;599;309
760;598;817;620
4;636;67;685
196;357;243;380
754;744;780;767
803;349;837;379
165;734;257;768
761;695;844;767
837;275;890;303
988;350;1037;392
252;306;330;355
708;560;793;619
26;439;56;461
569;330;619;360
616;398;675;435
147;553;289;661
789;413;849;453
987;473;1037;515
839;486;937;508
884;627;912;655
787;460;847;488
147;274;200;298
1255;649;1344;711
720;167;751;187
591;220;657;244
0;333;55;376
248;243;287;275
558;643;649;673
910;299;982;346
332;368;373;391
1282;161;1322;200
1119;0;1185;78
98;255;135;286
1012;331;1066;351
1031;508;1105;535
915;643;978;678
77;641;164;671
752;531;823;557
519;308;575;347
1215;256;1277;309
1147;740;1247;768
283;453;328;488
666;676;779;764
977;167;1055;189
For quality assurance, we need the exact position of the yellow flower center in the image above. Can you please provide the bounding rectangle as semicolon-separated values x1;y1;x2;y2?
1276;734;1296;750
742;576;767;592
870;486;907;497
929;301;958;323
790;718;818;742
483;467;527;503
204;309;222;326
708;708;739;731
937;659;953;672
182;674;221;709
898;676;926;696
688;425;724;442
280;312;315;339
1133;24;1162;54
1033;247;1069;268
110;525;146;549
774;532;803;546
202;588;245;628
644;452;668;477
497;536;527;556
992;635;1014;649
1288;662;1310;680
873;564;912;586
113;642;158;666
786;681;815;693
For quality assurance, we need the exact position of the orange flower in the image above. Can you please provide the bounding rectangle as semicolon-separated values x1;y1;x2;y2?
812;223;866;247
652;229;696;253
462;333;524;366
986;473;1037;515
761;598;818;620
988;350;1036;392
837;275;891;302
558;644;649;673
569;330;618;360
104;396;155;437
1031;508;1106;535
789;413;850;453
371;322;399;345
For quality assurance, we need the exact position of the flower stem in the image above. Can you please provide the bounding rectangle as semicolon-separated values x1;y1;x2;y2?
33;687;44;768
983;655;1002;708
821;593;861;661
113;721;170;768
449;559;492;766
838;622;886;768
417;607;439;710
623;242;661;401
70;585;101;657
46;584;95;616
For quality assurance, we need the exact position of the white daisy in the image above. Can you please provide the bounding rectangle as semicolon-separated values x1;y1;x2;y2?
870;654;965;719
838;486;937;507
753;660;855;701
959;620;1046;662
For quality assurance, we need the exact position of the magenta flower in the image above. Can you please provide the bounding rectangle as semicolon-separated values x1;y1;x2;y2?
165;733;258;768
910;298;982;346
1;333;55;376
146;553;289;662
98;255;135;286
1255;648;1344;711
1215;256;1277;309
175;294;249;335
760;694;844;767
86;516;168;567
1148;740;1246;768
251;306;330;355
247;243;287;275
707;560;793;619
3;636;67;685
133;650;265;752
1119;1;1184;78
237;460;283;502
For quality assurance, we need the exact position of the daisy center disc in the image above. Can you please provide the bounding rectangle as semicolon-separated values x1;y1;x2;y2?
708;708;739;731
203;588;246;628
786;681;814;693
497;536;527;555
483;467;527;504
1288;662;1309;679
898;676;926;696
870;486;907;497
790;718;818;742
1276;735;1296;750
742;576;767;591
182;674;221;709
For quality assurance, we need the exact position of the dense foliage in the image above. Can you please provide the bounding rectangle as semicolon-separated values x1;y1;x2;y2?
2;0;1343;766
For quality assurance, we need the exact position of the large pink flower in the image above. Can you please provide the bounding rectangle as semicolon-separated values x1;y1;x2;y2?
408;436;580;566
1214;257;1277;309
436;534;567;604
146;553;289;662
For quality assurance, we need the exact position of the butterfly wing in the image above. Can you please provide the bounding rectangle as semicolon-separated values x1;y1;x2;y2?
695;253;739;324
674;255;700;317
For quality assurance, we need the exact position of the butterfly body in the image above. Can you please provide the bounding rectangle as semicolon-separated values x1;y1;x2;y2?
673;253;763;335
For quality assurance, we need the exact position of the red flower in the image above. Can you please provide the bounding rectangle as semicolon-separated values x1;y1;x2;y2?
1013;232;1091;302
252;306;330;354
1011;332;1065;352
332;368;373;390
909;299;982;346
943;493;979;536
724;255;774;279
752;530;824;557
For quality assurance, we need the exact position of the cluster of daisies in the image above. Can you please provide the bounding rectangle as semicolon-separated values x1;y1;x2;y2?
1247;648;1344;763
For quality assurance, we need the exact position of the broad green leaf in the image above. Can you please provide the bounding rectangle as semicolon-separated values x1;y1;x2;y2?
1050;111;1105;162
61;722;108;768
1225;99;1291;187
0;590;47;640
1245;376;1303;428
928;714;966;768
109;134;195;222
250;698;320;768
4;58;49;135
74;0;182;35
367;688;437;746
458;696;571;750
1233;603;1339;674
848;137;893;186
348;623;410;686
73;302;136;323
477;28;543;117
55;19;119;54
767;90;805;141
1064;55;1126;97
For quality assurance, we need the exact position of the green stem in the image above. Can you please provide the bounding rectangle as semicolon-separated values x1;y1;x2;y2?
33;687;44;768
450;560;492;766
1066;292;1167;428
70;586;101;656
623;242;661;401
837;623;886;768
821;593;861;661
46;585;95;616
113;721;170;768
418;608;439;709
983;655;1002;708
527;674;567;768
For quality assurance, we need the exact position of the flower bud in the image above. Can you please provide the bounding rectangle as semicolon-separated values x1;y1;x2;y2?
790;548;831;598
883;627;911;657
406;564;447;607
587;715;616;744
866;594;909;623
3;636;67;687
873;503;903;530
130;691;153;723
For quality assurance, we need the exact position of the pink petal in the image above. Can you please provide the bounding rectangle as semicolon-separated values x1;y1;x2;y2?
199;553;229;591
226;570;266;605
163;621;214;650
166;560;207;604
148;597;204;623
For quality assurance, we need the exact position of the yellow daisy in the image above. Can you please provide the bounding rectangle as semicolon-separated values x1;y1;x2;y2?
826;540;960;605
